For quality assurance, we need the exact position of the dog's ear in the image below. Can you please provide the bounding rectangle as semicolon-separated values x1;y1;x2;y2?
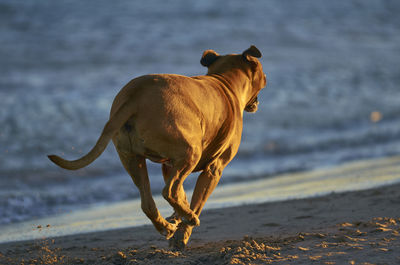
242;45;262;61
200;50;220;67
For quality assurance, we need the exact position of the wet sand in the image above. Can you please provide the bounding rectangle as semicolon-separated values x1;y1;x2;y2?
1;181;399;264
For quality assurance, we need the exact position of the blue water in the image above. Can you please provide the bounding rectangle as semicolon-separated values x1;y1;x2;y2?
1;0;400;224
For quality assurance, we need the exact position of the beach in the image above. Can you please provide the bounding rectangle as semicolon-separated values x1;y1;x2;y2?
1;1;400;264
1;157;399;264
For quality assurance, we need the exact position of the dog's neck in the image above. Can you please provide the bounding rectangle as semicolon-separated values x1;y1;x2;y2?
208;69;253;112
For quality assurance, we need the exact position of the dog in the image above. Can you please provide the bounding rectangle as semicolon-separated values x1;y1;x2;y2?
48;45;267;249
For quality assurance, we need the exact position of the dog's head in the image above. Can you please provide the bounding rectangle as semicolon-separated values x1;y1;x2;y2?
201;45;267;113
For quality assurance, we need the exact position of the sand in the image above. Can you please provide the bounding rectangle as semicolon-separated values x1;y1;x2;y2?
0;180;399;264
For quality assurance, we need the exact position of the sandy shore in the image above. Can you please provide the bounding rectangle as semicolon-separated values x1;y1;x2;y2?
1;180;399;264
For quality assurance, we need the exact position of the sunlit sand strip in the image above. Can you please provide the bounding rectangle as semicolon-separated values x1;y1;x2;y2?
1;156;400;243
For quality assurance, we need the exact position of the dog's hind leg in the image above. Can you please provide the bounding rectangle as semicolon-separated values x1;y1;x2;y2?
117;152;177;239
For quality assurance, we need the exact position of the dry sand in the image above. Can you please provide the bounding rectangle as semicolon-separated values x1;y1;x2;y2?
1;181;399;265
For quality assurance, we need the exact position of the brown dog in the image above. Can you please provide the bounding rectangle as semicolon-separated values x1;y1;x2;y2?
48;45;267;249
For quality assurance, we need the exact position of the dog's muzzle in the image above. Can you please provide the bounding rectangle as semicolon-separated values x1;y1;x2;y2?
244;96;259;113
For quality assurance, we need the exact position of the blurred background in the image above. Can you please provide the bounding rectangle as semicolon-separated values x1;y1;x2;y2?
1;0;400;225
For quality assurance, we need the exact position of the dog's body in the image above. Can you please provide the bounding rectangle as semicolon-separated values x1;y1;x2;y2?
48;46;266;249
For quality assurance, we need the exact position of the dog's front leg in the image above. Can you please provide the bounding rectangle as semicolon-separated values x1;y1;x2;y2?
162;154;201;228
169;162;224;250
162;164;185;226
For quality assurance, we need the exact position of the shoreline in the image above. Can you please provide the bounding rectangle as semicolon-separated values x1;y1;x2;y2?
1;155;400;244
1;156;400;264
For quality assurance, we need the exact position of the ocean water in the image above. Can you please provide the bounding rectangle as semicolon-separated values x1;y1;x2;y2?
1;0;400;225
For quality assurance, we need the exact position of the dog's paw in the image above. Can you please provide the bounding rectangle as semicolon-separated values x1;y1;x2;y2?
169;237;186;251
182;215;200;227
168;224;192;251
166;212;182;226
160;223;178;240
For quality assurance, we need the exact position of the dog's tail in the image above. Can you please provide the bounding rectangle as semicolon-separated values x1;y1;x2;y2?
48;100;134;170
